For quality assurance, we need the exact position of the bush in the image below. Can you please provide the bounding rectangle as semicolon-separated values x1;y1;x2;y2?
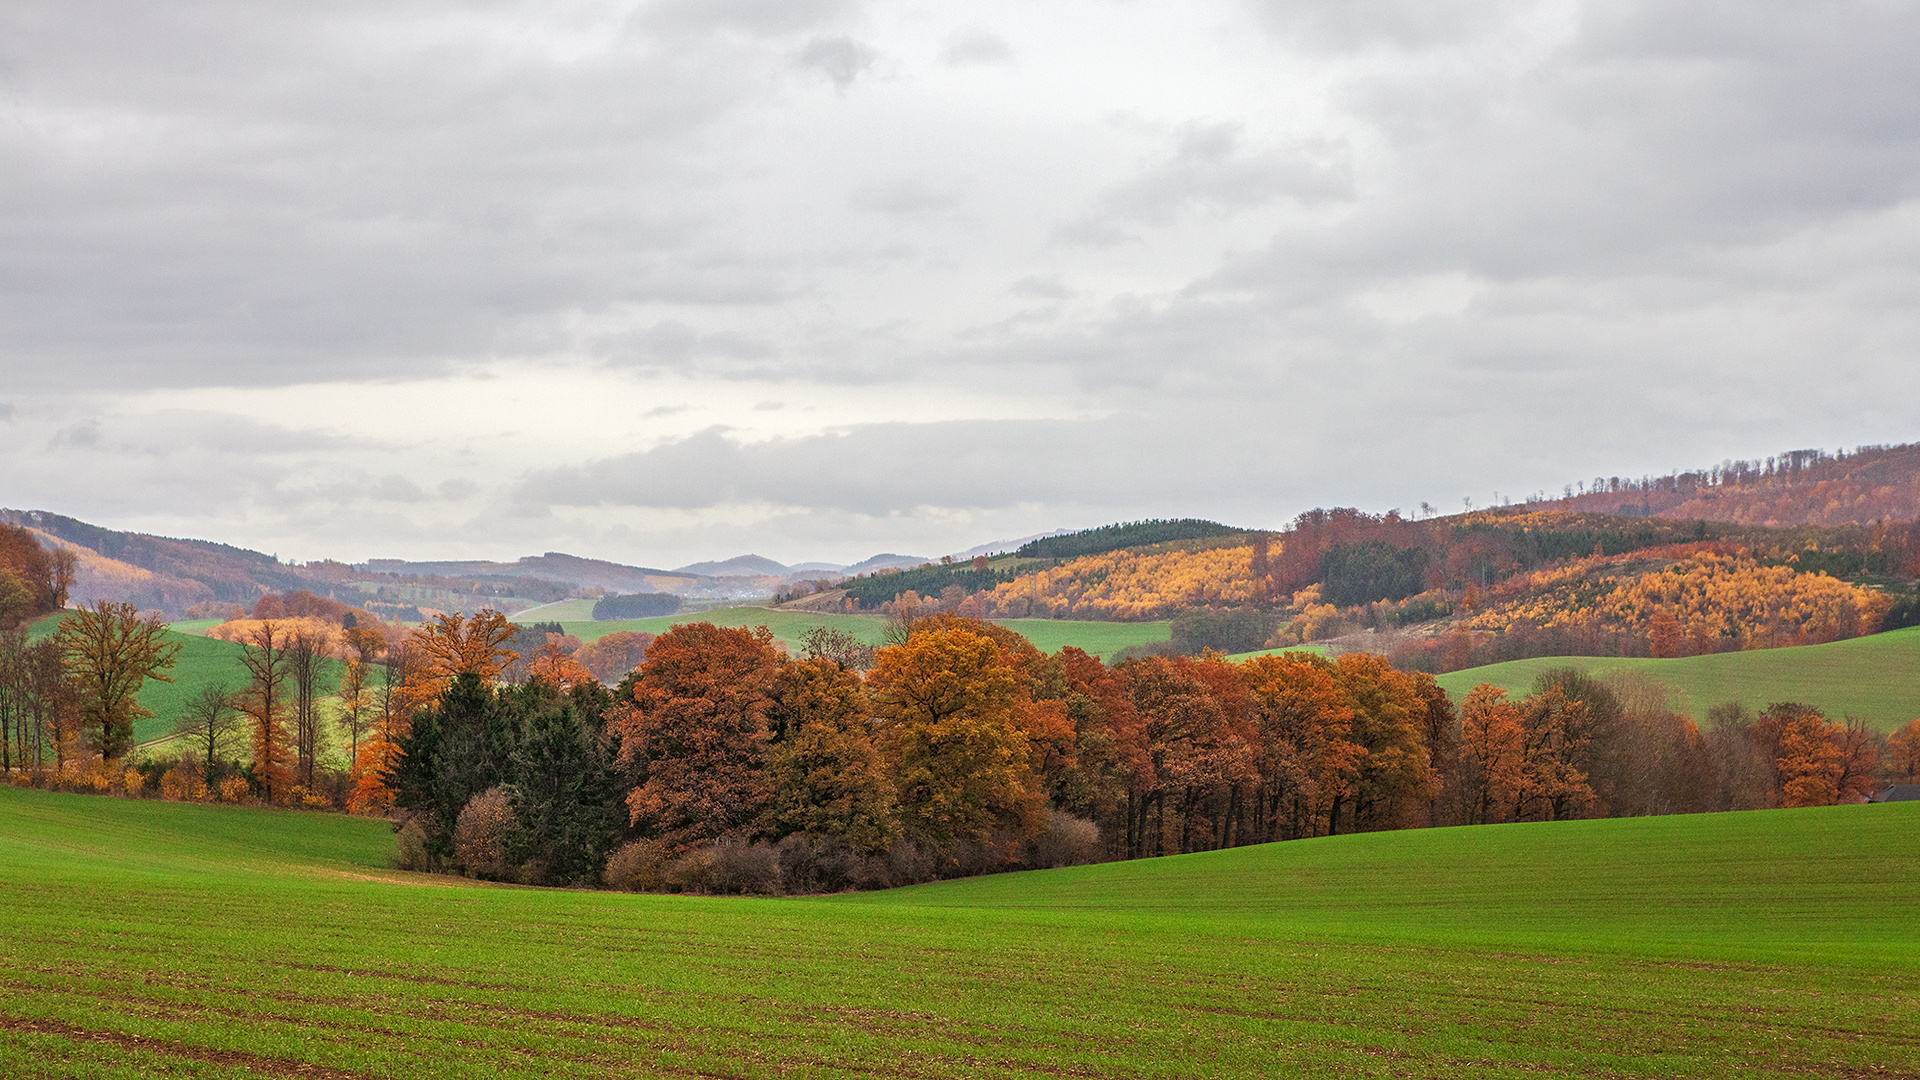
217;775;251;803
773;833;889;894
604;840;668;893
122;769;145;797
708;839;783;895
662;846;716;893
393;818;433;872
453;787;515;879
1027;810;1101;868
158;768;205;801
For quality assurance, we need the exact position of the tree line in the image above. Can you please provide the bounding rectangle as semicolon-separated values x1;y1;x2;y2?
9;597;1913;896
369;610;1916;894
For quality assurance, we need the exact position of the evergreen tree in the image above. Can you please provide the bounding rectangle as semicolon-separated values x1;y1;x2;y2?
503;680;623;886
390;673;514;863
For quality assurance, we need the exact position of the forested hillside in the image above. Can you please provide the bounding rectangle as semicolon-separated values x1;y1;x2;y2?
1551;442;1920;526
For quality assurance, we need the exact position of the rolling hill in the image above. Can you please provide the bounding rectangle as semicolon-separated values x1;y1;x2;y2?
1434;624;1920;731
1;785;1914;1076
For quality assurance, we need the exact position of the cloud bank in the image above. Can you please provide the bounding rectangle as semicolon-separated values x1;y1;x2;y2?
3;0;1917;565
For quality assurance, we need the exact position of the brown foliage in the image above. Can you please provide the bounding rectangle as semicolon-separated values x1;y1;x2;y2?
573;631;655;685
0;523;73;628
614;622;783;852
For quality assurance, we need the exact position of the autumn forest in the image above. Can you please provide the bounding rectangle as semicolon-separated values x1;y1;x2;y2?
3;441;1919;893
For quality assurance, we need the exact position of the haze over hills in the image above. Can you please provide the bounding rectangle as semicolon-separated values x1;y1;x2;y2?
9;440;1920;624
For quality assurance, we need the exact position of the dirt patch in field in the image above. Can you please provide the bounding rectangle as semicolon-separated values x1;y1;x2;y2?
0;1014;375;1078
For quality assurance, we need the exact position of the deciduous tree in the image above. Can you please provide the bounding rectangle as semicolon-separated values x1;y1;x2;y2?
53;600;180;761
763;657;896;851
869;625;1042;847
614;623;782;852
236;620;294;801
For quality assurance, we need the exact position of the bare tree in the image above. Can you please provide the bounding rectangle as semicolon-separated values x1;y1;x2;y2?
174;683;242;779
284;625;331;788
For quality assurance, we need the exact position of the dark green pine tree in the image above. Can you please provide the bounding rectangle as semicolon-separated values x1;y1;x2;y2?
503;680;624;886
390;673;514;863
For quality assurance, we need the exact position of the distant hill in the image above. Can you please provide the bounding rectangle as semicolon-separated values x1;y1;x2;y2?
1016;519;1246;561
673;554;791;578
838;553;930;575
365;552;695;596
2;508;309;614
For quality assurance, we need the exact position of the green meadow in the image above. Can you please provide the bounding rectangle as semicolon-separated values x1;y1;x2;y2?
562;606;1172;661
1435;624;1920;731
1223;644;1333;662
1;785;1915;1077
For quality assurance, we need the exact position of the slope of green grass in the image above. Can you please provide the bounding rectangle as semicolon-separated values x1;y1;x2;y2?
130;631;258;748
564;607;1171;661
509;598;601;622
2;785;1916;1078
1435;625;1920;730
1224;644;1332;662
987;617;1170;658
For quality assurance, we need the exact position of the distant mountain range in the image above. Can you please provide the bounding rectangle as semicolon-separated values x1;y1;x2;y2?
0;508;1034;621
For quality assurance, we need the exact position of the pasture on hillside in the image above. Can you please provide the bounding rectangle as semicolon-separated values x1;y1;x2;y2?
562;606;1172;661
1;785;1916;1077
1435;624;1920;731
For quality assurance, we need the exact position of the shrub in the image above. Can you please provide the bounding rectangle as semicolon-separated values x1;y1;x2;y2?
453;787;515;879
122;769;145;797
159;768;191;800
662;846;716;893
709;839;783;895
217;775;251;803
604;840;668;893
773;833;889;894
393;818;433;872
1027;809;1101;869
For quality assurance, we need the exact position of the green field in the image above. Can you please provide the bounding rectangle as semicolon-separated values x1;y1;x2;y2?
562;607;1171;661
1436;624;1920;731
510;598;601;622
1224;644;1333;662
1;785;1916;1077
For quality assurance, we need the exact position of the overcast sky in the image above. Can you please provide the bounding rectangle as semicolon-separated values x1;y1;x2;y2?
3;0;1918;567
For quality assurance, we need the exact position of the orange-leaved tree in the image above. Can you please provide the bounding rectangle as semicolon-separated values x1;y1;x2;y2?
1240;652;1360;842
614;622;783;852
1333;652;1437;833
352;609;520;813
1457;684;1525;824
573;631;654;685
1889;718;1920;783
528;638;594;691
868;624;1043;847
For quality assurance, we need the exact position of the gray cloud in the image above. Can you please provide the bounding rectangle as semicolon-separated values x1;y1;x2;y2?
794;36;880;88
1058;123;1353;245
642;0;858;38
515;421;1160;514
940;27;1015;67
8;1;1920;565
849;177;963;215
1247;0;1521;51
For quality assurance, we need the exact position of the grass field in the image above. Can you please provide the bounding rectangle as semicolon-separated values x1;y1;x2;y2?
1;785;1915;1077
1224;644;1332;662
562;607;1171;661
511;598;601;622
1435;624;1920;731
